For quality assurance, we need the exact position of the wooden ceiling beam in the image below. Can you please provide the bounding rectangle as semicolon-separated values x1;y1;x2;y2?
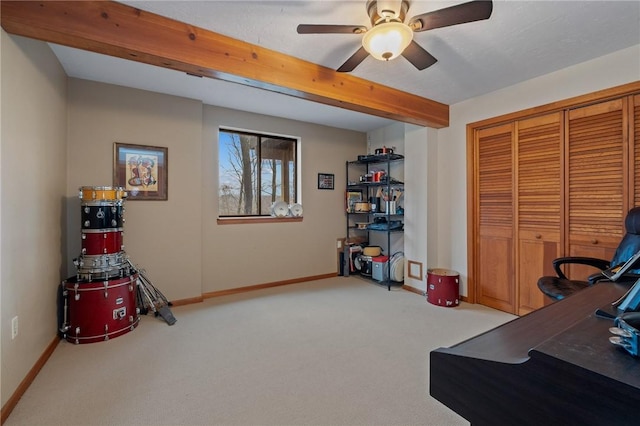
1;0;449;128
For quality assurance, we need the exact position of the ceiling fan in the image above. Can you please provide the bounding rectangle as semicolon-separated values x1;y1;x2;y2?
297;0;493;72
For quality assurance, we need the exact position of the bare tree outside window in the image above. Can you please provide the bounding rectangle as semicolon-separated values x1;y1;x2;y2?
219;130;297;216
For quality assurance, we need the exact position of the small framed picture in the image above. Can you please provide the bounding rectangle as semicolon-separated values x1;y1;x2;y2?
318;173;335;190
114;142;168;200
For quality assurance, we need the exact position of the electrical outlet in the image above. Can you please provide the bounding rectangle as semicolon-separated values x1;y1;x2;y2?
11;316;18;339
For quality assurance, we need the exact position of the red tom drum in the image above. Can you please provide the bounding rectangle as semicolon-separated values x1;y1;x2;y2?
427;268;460;307
81;229;124;255
61;273;139;344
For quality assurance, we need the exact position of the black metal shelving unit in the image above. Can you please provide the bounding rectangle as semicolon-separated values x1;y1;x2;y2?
345;153;404;290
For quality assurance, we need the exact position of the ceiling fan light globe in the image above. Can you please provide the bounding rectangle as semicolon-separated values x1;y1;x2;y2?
362;22;413;61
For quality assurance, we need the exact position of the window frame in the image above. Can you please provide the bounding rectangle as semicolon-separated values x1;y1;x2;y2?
217;127;301;222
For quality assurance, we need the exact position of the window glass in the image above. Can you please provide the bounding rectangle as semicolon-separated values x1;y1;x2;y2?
219;130;297;216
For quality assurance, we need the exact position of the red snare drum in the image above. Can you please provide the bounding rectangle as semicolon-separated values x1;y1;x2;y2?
61;273;139;344
427;268;460;307
81;229;124;255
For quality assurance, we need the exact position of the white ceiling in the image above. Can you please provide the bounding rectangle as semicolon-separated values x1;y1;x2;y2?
49;0;640;132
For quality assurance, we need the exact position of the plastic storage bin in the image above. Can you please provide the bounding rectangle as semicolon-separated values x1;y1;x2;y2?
372;255;390;282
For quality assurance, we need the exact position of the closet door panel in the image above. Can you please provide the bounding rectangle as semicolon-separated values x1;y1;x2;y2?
516;112;562;314
566;98;627;279
633;94;640;207
476;124;515;313
479;228;513;312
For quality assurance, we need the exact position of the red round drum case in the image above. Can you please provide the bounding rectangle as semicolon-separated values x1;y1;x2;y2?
427;268;460;307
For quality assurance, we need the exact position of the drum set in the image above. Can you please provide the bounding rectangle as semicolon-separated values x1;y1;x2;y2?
59;186;175;345
59;186;137;344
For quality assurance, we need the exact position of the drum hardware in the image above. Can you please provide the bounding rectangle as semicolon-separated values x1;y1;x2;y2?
128;259;176;326
60;287;70;333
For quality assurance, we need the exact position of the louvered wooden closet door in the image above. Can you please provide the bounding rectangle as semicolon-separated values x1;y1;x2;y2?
516;112;562;314
633;94;640;207
476;124;515;313
566;99;627;279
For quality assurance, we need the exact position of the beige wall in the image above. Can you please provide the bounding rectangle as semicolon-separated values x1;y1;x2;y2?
1;32;68;407
201;106;365;292
66;80;366;299
66;79;204;301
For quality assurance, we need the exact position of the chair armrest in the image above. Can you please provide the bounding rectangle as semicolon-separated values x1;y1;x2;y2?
552;256;610;280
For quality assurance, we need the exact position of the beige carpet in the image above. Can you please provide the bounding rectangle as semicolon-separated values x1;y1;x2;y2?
5;276;515;426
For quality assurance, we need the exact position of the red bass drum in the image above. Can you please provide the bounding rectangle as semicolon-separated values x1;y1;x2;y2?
61;273;139;344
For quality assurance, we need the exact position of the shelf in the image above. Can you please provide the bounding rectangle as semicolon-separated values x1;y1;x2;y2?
345;154;404;291
346;212;404;217
346;180;404;188
350;153;405;164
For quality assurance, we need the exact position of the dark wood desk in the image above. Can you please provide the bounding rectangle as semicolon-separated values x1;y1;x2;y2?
430;282;640;426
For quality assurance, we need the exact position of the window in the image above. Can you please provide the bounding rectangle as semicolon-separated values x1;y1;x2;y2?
218;129;297;217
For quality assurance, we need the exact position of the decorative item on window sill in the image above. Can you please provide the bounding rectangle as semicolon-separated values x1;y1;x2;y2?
270;201;303;218
270;201;289;218
289;203;304;217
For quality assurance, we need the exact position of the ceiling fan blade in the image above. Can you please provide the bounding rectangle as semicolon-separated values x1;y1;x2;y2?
337;46;370;73
297;24;367;34
409;0;493;33
401;41;437;70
